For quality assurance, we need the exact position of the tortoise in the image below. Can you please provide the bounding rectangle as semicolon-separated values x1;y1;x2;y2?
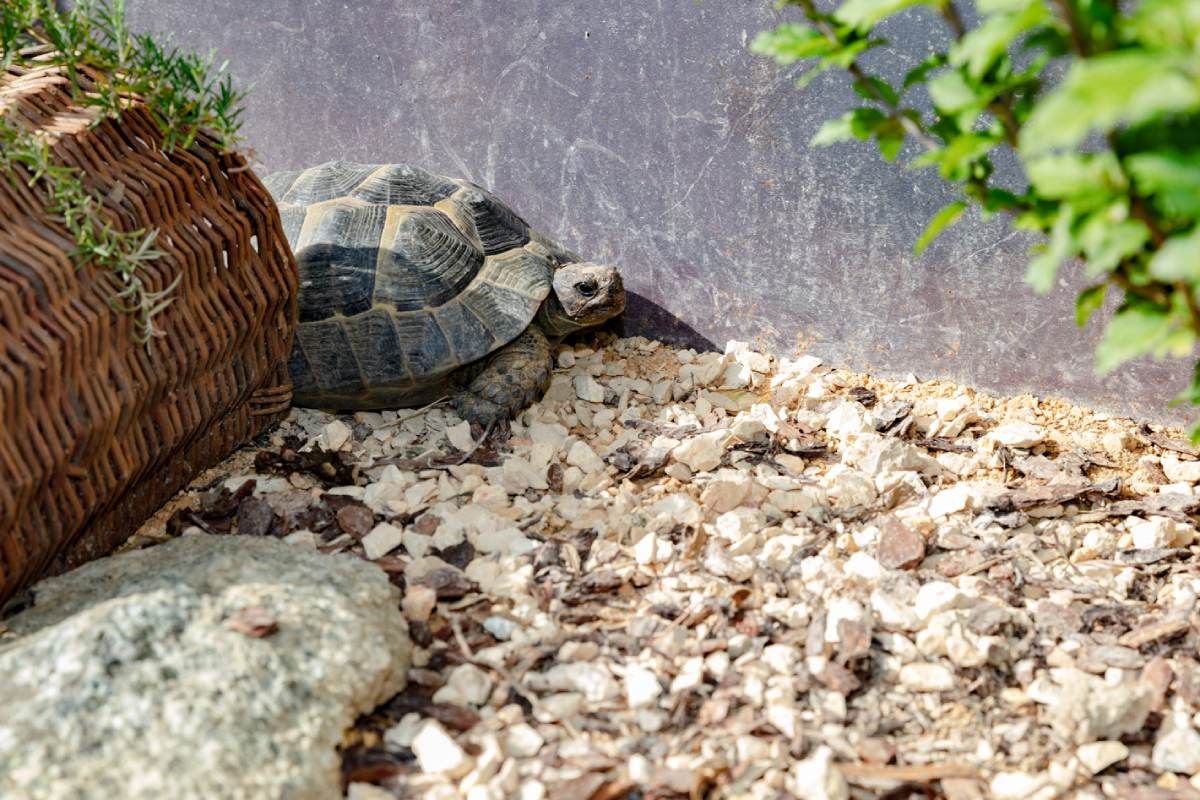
263;161;625;428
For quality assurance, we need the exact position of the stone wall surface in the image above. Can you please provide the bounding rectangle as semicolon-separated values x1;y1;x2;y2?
125;0;1188;421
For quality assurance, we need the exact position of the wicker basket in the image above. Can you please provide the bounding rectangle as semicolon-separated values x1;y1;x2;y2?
0;59;298;605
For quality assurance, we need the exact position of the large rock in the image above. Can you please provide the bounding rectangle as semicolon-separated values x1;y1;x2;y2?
0;534;411;800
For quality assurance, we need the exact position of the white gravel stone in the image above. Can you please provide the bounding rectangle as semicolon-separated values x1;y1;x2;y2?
767;486;826;513
671;430;733;472
898;662;956;692
1026;668;1152;744
444;664;494;707
383;712;423;750
348;782;396;800
446;420;474;452
786;746;848;800
720;360;752;389
401;529;433;560
701;471;753;512
534;663;620;703
1161;456;1200;484
500;457;548;493
1153;716;1200;774
565;440;606;474
528;420;569;449
988;421;1046;448
623;664;663;708
634;533;672;566
412;719;472;777
319;419;353;451
914;581;968;623
482;616;516;641
504;723;545;758
573;374;606;403
989;771;1055;800
401;585;437;623
361;522;404;560
1129;516;1195;548
1076;741;1129;775
762;644;800;675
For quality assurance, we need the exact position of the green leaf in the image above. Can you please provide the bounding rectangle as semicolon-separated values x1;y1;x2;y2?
1025;153;1126;206
949;0;1047;79
795;63;833;90
1095;300;1195;374
1078;214;1150;275
848;107;888;139
853;75;900;107
823;37;885;68
835;0;940;32
981;187;1028;215
1024;204;1075;293
903;53;946;90
914;200;967;254
1148;225;1200;283
935;132;1002;180
927;69;978;114
1075;283;1108;327
809;108;893;146
1125;151;1200;219
1022;52;1200;155
750;24;834;64
1125;0;1200;50
877;128;905;160
810;112;856;146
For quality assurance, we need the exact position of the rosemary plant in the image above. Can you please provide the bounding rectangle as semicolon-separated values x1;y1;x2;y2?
0;0;248;343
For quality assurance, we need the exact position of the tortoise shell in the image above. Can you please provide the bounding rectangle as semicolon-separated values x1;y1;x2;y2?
264;161;574;409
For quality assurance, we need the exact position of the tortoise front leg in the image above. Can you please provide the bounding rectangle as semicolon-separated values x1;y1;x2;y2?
453;325;554;428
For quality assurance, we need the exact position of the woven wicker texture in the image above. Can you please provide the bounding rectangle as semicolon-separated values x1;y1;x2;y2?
0;59;298;605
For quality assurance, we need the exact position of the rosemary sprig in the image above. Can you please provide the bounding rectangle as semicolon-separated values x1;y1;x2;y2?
0;0;249;343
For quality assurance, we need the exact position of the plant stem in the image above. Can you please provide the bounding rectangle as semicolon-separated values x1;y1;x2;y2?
1110;272;1168;307
989;101;1021;148
941;2;966;38
796;0;942;151
1051;0;1091;56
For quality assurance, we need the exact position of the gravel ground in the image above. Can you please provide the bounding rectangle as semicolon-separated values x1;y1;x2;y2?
130;333;1200;800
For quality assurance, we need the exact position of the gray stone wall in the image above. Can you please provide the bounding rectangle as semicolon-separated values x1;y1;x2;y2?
125;0;1188;422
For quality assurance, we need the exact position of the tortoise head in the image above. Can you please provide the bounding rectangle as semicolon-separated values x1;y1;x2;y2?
538;261;626;337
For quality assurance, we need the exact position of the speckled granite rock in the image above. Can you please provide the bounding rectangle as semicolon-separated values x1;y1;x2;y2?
0;533;410;800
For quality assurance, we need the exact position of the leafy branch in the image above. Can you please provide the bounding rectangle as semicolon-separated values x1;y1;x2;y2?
753;0;1200;435
0;0;248;342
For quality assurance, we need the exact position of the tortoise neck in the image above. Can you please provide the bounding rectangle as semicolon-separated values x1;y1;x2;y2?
536;296;586;340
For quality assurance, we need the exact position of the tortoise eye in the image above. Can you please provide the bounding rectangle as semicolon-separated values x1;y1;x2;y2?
576;280;598;298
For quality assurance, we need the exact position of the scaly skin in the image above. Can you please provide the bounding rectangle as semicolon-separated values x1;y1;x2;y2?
453;324;554;428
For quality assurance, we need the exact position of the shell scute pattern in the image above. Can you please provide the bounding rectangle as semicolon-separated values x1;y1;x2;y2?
432;300;497;367
268;161;558;405
294;198;386;322
350;163;458;206
372;206;483;312
341;309;413;387
479;247;556;299
279;161;378;206
442;181;532;255
391;311;454;377
291;319;364;395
